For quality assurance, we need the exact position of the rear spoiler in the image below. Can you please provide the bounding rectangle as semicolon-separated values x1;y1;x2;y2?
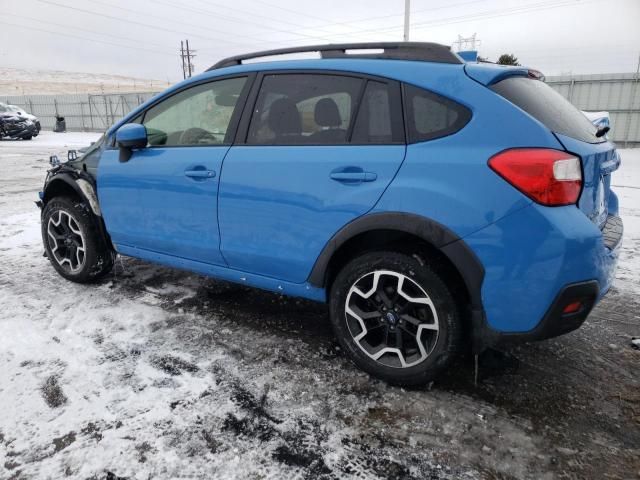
464;63;544;86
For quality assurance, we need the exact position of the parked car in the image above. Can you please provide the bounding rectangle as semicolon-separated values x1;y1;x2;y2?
0;111;38;140
37;43;622;385
582;110;610;133
0;102;41;136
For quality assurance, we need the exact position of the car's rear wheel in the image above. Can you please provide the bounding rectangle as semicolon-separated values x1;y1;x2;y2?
42;196;114;282
329;251;461;385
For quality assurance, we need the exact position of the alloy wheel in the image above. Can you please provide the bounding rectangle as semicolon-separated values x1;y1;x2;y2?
345;270;439;368
46;210;86;274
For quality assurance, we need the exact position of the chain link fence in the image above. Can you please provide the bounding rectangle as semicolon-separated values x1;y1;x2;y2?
2;72;639;145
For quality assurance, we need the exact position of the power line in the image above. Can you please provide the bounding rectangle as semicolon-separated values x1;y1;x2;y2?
327;0;594;39
5;13;173;51
412;0;593;32
248;0;343;24
249;0;488;34
189;0;337;36
33;0;246;46
0;20;174;57
151;0;333;43
87;0;252;47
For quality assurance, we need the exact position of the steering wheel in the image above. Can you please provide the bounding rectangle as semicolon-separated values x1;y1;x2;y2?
178;127;220;145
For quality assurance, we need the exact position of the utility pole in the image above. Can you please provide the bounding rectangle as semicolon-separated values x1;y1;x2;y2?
179;40;196;79
186;39;195;78
180;41;186;80
403;0;410;41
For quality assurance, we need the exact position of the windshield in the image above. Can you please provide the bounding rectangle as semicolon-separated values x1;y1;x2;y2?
491;76;604;144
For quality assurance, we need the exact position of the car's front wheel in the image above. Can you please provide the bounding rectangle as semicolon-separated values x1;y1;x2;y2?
42;196;114;282
329;251;462;385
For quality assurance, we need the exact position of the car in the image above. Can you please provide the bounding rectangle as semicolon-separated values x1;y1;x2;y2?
36;42;622;385
0;102;41;137
0;110;38;141
582;110;610;133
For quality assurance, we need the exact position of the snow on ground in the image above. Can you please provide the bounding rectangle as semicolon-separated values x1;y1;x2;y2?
612;150;640;288
0;68;168;96
0;134;639;479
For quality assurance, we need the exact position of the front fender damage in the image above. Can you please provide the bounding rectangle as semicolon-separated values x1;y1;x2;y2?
38;164;113;252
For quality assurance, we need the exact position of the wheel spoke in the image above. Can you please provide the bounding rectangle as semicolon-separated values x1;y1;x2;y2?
400;314;422;327
394;329;403;350
418;321;439;331
377;286;393;309
47;209;86;274
350;305;382;321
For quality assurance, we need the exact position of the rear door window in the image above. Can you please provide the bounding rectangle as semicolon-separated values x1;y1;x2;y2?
246;74;362;145
351;80;404;144
404;84;471;143
490;76;602;143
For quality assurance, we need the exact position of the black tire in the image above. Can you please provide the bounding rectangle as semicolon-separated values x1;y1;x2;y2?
24;136;32;140
41;196;114;283
329;251;461;386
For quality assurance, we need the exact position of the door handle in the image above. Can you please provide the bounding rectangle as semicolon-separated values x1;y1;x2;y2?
330;168;377;183
184;169;216;179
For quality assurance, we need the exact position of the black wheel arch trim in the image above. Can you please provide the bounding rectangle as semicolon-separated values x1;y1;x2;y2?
307;212;485;310
43;171;86;203
41;168;114;251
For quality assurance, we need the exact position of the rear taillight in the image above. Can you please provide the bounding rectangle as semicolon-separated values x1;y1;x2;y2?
488;148;582;206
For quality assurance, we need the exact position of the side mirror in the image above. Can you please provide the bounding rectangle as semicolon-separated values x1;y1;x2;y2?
116;123;147;162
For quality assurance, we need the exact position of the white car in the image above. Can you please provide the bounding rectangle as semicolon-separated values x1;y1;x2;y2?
582;110;610;132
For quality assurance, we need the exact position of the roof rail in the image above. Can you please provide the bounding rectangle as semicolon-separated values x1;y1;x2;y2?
207;42;461;71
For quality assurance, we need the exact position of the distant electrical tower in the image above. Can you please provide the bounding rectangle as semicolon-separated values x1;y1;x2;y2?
453;33;481;52
180;40;196;79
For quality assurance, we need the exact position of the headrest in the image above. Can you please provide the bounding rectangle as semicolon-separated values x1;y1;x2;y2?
267;98;301;135
314;98;341;127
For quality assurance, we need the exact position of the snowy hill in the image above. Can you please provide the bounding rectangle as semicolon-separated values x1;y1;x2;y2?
0;67;171;95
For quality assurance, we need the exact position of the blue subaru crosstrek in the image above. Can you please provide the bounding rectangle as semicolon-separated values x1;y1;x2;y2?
38;43;623;385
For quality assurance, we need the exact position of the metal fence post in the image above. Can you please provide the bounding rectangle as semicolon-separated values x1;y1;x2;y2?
568;79;575;103
80;102;86;131
88;97;95;131
103;95;109;129
108;97;115;126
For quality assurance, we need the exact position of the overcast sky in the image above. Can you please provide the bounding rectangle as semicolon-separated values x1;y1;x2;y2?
2;0;639;81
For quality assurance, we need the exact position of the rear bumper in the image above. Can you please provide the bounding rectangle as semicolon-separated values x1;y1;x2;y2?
474;280;600;348
463;203;622;348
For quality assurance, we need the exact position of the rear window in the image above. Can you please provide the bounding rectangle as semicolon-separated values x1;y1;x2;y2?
491;76;603;144
403;84;471;143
